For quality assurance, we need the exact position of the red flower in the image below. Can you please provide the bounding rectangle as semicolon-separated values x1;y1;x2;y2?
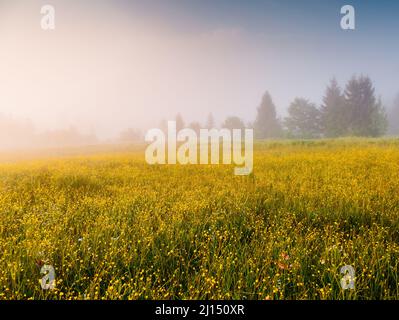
36;259;44;267
280;252;290;261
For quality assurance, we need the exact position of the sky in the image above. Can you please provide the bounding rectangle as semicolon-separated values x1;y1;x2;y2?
0;0;398;139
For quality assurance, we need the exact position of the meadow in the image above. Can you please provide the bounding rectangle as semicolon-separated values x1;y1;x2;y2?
0;139;398;300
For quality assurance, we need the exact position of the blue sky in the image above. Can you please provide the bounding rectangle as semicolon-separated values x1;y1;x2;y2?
119;0;399;34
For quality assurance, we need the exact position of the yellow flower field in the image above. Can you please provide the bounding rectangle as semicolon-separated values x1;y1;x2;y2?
0;139;398;300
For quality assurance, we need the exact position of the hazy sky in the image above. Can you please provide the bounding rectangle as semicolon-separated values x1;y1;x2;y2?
1;0;398;138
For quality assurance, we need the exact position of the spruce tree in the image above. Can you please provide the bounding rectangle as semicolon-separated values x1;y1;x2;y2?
344;75;387;137
254;92;281;139
205;113;215;129
320;78;347;137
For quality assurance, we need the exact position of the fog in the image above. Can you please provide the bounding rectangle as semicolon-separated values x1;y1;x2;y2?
1;0;399;148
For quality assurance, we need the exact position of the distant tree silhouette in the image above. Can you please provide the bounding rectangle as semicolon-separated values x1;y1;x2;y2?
119;128;142;142
388;94;399;135
175;113;185;131
205;113;216;129
0;114;36;148
344;75;387;137
253;91;282;139
285;98;322;139
188;121;201;135
320;78;347;137
222;116;245;131
159;118;168;132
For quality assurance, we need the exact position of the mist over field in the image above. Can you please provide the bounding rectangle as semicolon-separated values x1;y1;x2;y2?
1;1;399;302
1;0;399;149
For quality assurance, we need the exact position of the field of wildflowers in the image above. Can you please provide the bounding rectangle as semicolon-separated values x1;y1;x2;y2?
0;139;398;299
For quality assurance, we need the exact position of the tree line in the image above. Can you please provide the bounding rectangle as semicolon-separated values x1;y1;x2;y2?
3;74;399;148
167;75;392;140
0;114;97;149
254;75;388;139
